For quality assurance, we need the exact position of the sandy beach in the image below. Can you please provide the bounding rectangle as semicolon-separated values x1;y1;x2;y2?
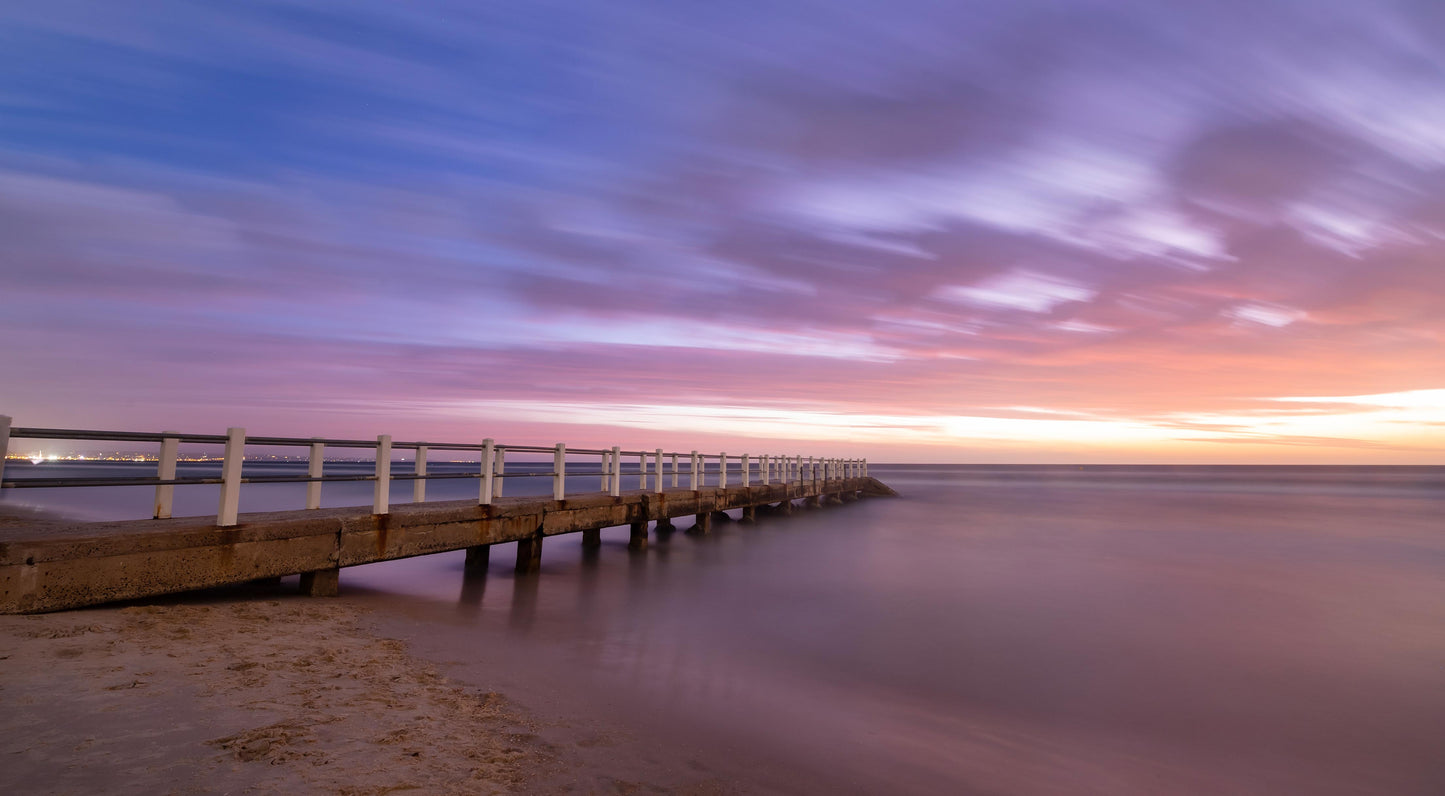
0;594;565;795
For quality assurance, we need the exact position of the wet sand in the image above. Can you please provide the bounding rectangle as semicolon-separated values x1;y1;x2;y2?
0;595;565;795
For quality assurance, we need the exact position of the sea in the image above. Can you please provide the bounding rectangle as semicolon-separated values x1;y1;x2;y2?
4;461;1443;794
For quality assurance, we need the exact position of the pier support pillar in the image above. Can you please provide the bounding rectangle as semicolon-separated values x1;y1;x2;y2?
710;510;733;523
655;517;675;532
582;527;601;548
516;534;542;574
300;568;339;597
691;513;711;535
464;545;490;572
628;521;648;551
741;505;757;523
804;495;820;509
774;501;792;516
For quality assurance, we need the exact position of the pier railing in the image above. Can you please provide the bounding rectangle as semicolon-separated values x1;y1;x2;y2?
0;417;868;527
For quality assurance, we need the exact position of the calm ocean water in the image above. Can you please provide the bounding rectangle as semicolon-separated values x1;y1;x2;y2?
4;462;1443;793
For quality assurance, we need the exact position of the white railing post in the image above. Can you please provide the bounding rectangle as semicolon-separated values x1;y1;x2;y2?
638;451;647;490
719;452;727;488
690;450;699;491
741;454;749;486
610;446;622;497
306;439;324;509
863;458;868;477
217;426;245;527
554;443;566;501
153;430;179;519
481;438;495;505
373;434;392;515
762;455;770;485
671;453;679;488
413;444;428;503
494;447;506;498
0;415;9;486
601;449;611;493
654;448;663;493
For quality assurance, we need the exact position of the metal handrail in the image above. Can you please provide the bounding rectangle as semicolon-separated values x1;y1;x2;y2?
0;417;869;527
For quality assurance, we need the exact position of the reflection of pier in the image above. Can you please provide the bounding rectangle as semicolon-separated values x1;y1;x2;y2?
0;418;896;613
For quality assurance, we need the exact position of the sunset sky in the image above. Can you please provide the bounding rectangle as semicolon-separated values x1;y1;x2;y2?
2;1;1443;462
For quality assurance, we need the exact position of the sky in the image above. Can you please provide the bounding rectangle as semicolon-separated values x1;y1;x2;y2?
2;0;1443;463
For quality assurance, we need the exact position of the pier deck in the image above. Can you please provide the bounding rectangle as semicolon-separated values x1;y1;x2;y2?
0;477;895;613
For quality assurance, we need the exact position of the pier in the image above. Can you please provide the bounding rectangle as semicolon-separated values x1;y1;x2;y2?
0;418;896;613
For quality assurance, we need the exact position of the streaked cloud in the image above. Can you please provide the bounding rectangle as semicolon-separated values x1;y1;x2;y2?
1;0;1442;462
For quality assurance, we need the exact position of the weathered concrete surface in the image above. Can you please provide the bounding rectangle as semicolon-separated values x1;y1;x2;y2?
0;477;894;613
300;567;339;597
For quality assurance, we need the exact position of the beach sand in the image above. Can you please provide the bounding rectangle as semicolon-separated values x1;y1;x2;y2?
0;594;565;795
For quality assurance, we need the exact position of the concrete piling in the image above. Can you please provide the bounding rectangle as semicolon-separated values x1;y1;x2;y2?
691;512;712;535
516;532;543;574
300;568;339;597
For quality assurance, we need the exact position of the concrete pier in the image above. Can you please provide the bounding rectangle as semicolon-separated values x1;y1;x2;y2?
0;477;896;613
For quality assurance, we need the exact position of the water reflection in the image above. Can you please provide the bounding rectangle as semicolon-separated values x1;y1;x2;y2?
455;566;486;618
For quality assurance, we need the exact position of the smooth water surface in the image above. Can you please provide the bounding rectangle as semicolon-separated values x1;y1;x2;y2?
6;464;1443;793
